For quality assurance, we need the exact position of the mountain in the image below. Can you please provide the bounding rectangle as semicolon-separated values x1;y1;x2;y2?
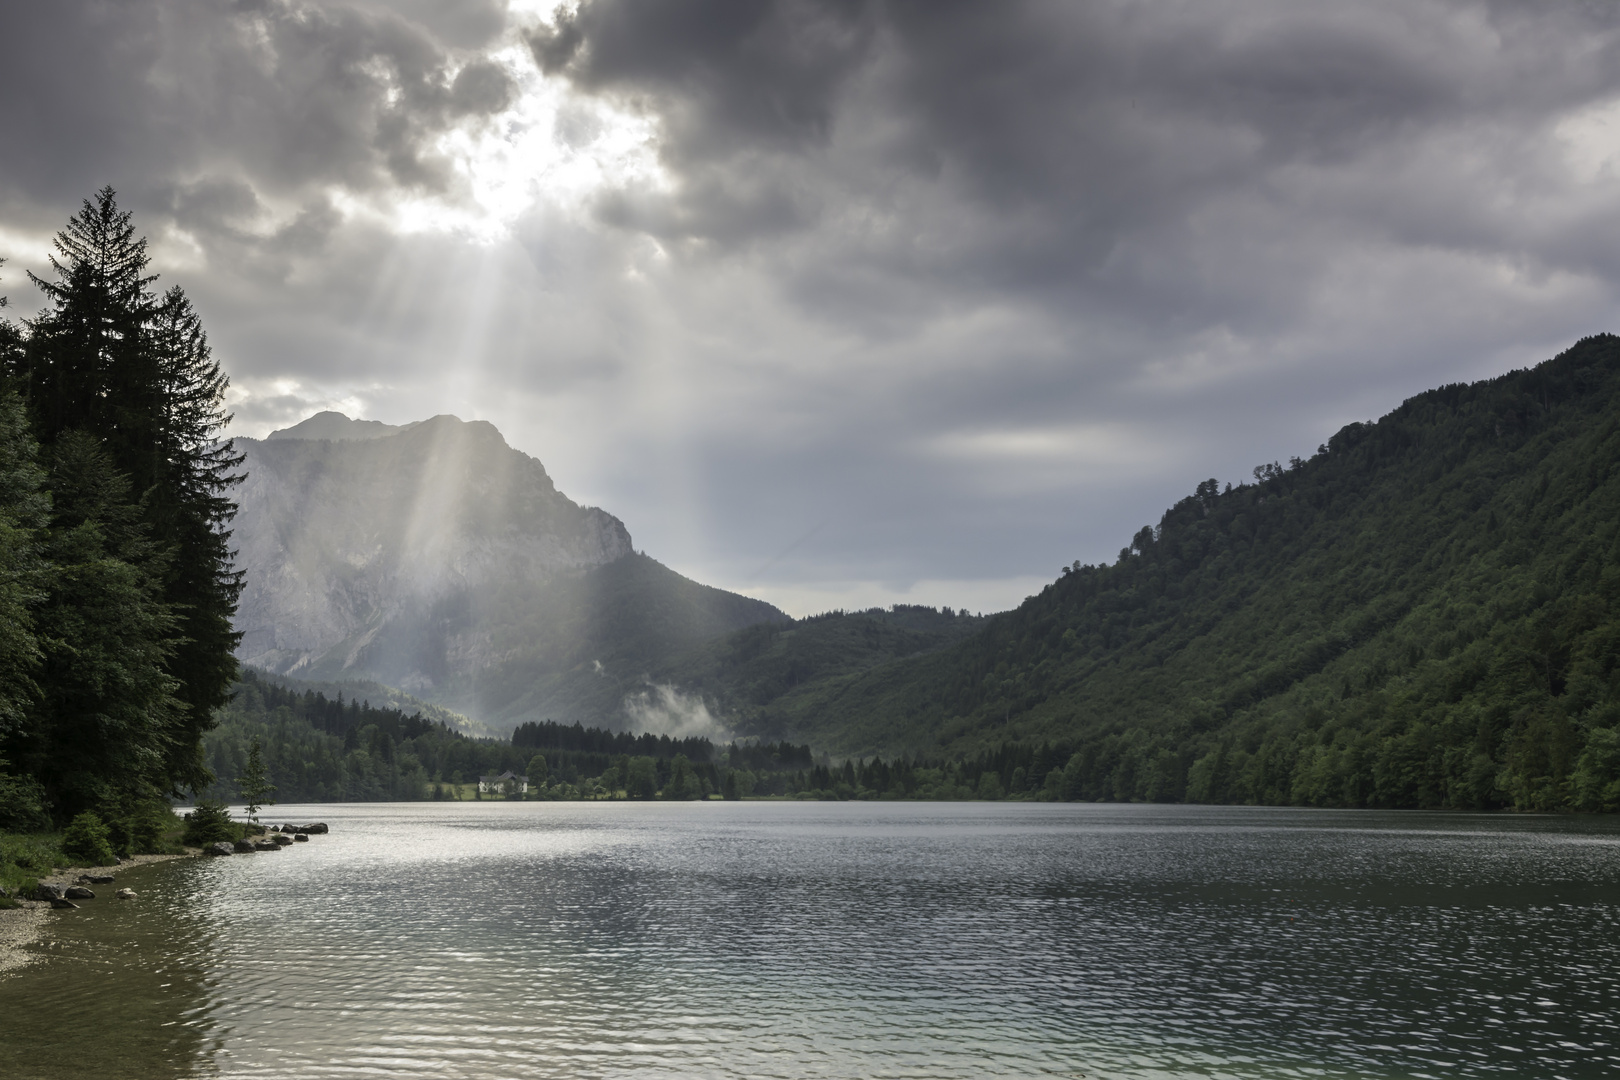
264;410;412;442
231;413;785;730
689;335;1620;811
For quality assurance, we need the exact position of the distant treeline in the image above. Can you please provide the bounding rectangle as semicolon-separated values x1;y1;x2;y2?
208;670;1236;804
207;672;831;802
203;672;520;802
209;672;1107;803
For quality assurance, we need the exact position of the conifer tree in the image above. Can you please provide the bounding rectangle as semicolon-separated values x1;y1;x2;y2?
236;737;275;823
26;432;183;816
147;284;245;785
0;385;47;740
12;188;243;798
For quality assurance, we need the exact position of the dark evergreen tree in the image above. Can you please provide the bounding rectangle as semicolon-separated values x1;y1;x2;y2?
0;386;47;742
14;188;243;797
24;432;183;817
20;189;158;452
147;284;245;787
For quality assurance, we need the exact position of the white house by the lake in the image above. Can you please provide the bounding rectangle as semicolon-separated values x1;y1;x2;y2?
479;770;528;794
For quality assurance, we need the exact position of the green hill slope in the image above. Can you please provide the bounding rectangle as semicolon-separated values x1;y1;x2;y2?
649;603;987;722
743;335;1620;811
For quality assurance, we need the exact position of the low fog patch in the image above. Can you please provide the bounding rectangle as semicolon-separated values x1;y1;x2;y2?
622;682;729;741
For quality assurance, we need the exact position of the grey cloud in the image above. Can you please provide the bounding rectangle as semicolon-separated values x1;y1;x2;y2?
543;0;1620;305
0;0;512;220
529;0;876;156
7;0;1620;617
450;57;517;116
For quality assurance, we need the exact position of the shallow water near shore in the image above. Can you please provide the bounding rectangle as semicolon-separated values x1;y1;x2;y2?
1;802;1617;1079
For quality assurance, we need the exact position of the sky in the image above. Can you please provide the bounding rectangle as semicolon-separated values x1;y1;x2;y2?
4;0;1620;618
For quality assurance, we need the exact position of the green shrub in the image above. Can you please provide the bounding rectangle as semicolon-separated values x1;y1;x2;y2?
0;772;51;832
0;833;62;903
105;797;183;856
181;799;237;846
60;811;117;866
0;834;61;874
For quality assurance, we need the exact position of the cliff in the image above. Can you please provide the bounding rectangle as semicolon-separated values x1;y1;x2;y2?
231;413;783;728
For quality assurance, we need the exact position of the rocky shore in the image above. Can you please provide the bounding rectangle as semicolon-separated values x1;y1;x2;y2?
0;852;193;974
0;821;329;974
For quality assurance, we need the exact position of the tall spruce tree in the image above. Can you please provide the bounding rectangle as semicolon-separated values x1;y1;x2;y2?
0;385;47;742
27;432;183;816
0;262;48;746
147;284;245;786
14;188;243;798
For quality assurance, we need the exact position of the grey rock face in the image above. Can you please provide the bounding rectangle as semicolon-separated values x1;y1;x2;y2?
206;841;235;856
272;834;293;846
231;414;634;687
116;888;137;900
293;833;309;841
34;883;63;900
65;886;94;899
233;839;256;853
50;897;78;909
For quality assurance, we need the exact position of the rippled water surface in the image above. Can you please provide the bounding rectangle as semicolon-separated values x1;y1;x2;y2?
3;802;1618;1079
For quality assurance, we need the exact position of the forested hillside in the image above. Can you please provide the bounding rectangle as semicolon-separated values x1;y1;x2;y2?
744;336;1620;812
649;604;985;726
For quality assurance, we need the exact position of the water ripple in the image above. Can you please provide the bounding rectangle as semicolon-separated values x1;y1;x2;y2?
3;803;1617;1079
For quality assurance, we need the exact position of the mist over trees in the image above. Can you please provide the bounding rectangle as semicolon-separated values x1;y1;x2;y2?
0;188;242;839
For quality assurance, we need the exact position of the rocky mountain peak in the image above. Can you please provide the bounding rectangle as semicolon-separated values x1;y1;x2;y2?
233;412;633;677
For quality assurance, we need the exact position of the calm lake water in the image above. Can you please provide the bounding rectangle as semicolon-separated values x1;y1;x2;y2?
1;802;1616;1079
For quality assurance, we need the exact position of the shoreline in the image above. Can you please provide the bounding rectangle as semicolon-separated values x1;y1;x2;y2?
0;851;197;974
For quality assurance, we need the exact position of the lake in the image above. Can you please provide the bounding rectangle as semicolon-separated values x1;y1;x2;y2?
1;801;1616;1079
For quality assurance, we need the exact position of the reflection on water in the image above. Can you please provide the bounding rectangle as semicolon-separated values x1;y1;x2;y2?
2;802;1618;1079
0;857;219;1077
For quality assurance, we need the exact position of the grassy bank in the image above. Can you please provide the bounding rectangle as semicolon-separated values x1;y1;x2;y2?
0;833;64;908
0;806;260;907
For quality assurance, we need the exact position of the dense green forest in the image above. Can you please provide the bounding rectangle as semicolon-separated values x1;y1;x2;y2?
0;189;241;839
205;670;832;802
650;604;985;721
209;672;1195;804
706;336;1620;812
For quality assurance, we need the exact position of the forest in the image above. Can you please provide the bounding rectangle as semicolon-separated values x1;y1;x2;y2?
209;670;1103;803
0;189;240;849
203;670;831;802
722;336;1620;813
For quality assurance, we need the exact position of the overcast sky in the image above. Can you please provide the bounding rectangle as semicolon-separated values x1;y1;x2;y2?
4;0;1620;617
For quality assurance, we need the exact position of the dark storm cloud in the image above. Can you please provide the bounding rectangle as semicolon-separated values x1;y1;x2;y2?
5;0;1620;614
508;0;1620;606
535;0;1620;300
528;0;875;155
0;0;513;227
